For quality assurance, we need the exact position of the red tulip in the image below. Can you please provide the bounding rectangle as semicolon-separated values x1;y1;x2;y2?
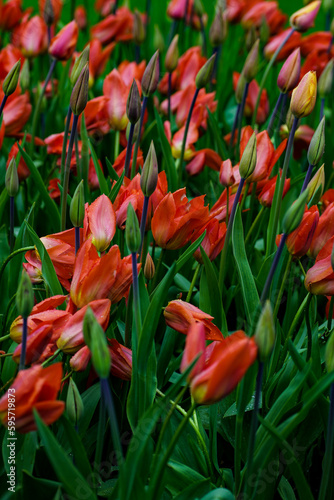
309;203;334;258
49;21;79;61
276;205;319;258
83;194;116;252
305;235;334;295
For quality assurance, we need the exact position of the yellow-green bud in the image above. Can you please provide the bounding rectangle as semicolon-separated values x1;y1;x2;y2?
70;180;85;228
144;253;155;280
260;15;270;44
43;0;54;26
70;45;90;87
66;378;84;425
243;39;260;83
70;63;89;116
195;53;216;89
323;0;333;12
153;25;165;53
318;59;334;99
20;60;30;92
16;269;34;319
126;79;141;125
5;157;19;197
125;202;141;253
235;71;246;104
307;164;325;205
325;333;334;372
245;26;257;52
142;50;160;97
239;132;257;179
282;189;309;235
83;307;111;379
165;35;179;73
193;0;204;17
140;141;158;197
307;117;325;166
2;60;21;96
209;9;227;47
133;9;146;45
255;301;275;361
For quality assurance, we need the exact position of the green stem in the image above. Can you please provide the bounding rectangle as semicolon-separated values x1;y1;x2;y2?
280;293;312;364
186;263;200;302
61;108;72;183
273;253;292;318
0;247;34;286
114;129;120;162
41;348;61;367
150;249;165;293
245;206;265;246
305;296;313;362
178;87;200;187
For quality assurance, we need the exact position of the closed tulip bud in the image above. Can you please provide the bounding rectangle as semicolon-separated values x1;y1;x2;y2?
194;0;204;16
20;60;30;92
16;270;34;319
209;9;226;47
126;203;141;253
196;54;216;89
307;164;325;204
290;1;321;32
323;0;333;12
331;18;334;37
142;50;160;97
165;35;179;73
245;26;257;52
49;20;79;61
2;59;21;96
126;79;141;124
220;159;235;187
260;16;270;44
70;45;90;87
5;157;19;197
70;180;85;228
282;189;309;235
133;10;145;45
255;301;275;361
318;59;334;99
235;72;247;104
243;39;260;83
239;132;257;179
290;71;317;119
66;378;84;424
127;120;140;143
144;253;155;280
325;333;334;372
70;63;89;116
154;25;165;53
43;0;54;26
141;141;158;197
83;307;111;379
307;117;325;166
285;107;296;132
277;48;301;94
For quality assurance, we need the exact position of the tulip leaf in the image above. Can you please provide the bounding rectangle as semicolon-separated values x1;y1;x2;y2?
34;410;97;500
109;170;125;203
88;139;109;195
17;144;60;232
60;414;93;481
78;383;101;436
0;188;9;226
25;223;63;297
232;207;260;325
22;470;61;498
176;232;206;273
206;108;228;159
154;108;177;192
200;489;235;500
106;157;120;181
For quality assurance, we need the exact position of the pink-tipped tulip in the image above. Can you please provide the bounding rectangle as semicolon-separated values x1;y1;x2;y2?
290;1;321;32
49;20;79;61
277;48;301;93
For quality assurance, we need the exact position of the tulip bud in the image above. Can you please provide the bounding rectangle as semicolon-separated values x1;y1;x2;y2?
83;307;111;379
165;35;179;73
245;26;257;52
220;159;235;187
277;48;301;94
49;20;79;61
282;189;309;235
260;16;270;44
2;60;21;96
154;25;165;53
325;332;334;372
66;378;84;425
196;54;216;89
235;72;247;104
318;59;334;99
290;71;317;119
307;164;325;204
127;120;140;143
5;157;19;197
243;39;260;83
133;10;145;45
126;79;141;125
331;18;334;37
285;107;296;132
239;132;257;179
209;9;226;47
140;141;158;197
125;203;141;253
70;45;90;87
70;180;85;228
20;60;30;92
70;63;89;116
16;270;34;319
307;117;325;166
43;0;54;26
290;1;321;32
144;253;155;280
255;301;275;361
142;50;160;97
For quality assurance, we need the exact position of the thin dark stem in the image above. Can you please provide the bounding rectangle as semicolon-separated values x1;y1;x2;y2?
75;226;80;255
131;96;148;179
210;46;219;90
168;20;177;45
61;114;79;231
135;44;140;64
178;87;200;186
0;94;8;118
19;317;28;370
124;123;135;178
113;0;118;14
131;252;142;335
94;390;106;473
267;92;283;137
184;0;190;23
146;0;151;22
325;11;331;31
61;106;73;182
168;72;172;123
100;377;124;465
301;163;314;193
229;103;241;152
236;82;250;158
261;233;287;303
9;196;14;253
139;195;149;259
277;92;288;130
319;383;334;500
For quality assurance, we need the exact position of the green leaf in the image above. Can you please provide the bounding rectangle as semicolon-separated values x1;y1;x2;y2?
109;170;125;203
22;470;61;499
88;139;109;195
154;108;177;192
17;144;60;232
201;489;235;500
60;414;93;480
0;188;9;226
106;157;120;181
78;383;101;436
206;108;228;159
232;207;260;325
176;232;206;274
34;410;97;500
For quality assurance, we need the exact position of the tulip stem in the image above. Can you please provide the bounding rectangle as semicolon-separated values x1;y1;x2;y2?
131;252;142;336
267;116;298;255
327;296;334;331
151;249;165;293
0;94;8;118
167;72;172;123
236;83;250;158
273;253;292;318
319;383;334;500
178;87;200;186
245;206;265;246
9;196;14;253
41;348;61;367
0;246;34;286
75;226;80;254
100;377;124;464
243;361;264;499
229;103;240;153
0;334;10;343
61;114;79;231
114;130;120;162
30;59;57;155
210;46;220;90
186;263;201;302
94;392;106;473
219;178;245;292
267;92;284;137
301;163;314;193
18;317;28;370
251;29;295;128
261;233;287;304
61;107;73;182
280;293;311;364
131;96;148;179
139;195;149;259
124;123;135;178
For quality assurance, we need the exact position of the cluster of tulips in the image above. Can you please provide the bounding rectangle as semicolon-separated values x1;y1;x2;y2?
0;0;334;498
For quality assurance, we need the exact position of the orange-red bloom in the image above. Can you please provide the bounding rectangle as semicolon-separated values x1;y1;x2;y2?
0;363;64;433
83;194;116;252
7;142;30;181
90;7;134;45
108;339;132;380
305;236;334;295
276;205;319;258
264;29;302;62
18;15;48;58
88;38;115;86
1;89;31;136
0;0;22;31
49;21;79;61
193;219;227;264
103;69;132;131
75;5;87;30
309;202;334;258
39;0;62;24
258;172;290;208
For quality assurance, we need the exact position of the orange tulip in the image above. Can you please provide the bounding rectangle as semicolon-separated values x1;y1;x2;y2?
186;148;222;176
83;194;116;252
276;205;319;258
88;38;115;86
75;5;87;30
309;203;334;258
49;21;79;61
0;0;22;31
258;173;290;208
305;236;334;295
0;363;64;433
0;44;24;80
19;15;48;58
90;7;134;45
7;142;30;181
108;339;132;381
70;345;91;371
158;47;206;94
1;89;31;136
12;323;55;365
164;299;223;341
181;328;258;405
193;219;227;264
112;145;144;177
103;69;131;131
241;1;286;35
